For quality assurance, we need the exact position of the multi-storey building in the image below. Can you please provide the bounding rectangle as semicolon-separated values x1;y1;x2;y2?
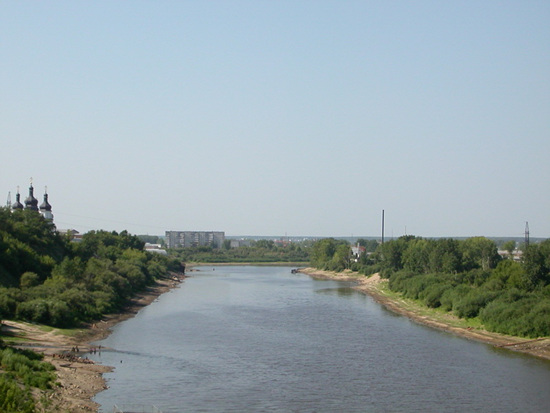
165;231;225;249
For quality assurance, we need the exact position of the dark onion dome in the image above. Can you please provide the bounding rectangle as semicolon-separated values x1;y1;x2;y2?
25;184;39;211
40;192;52;212
12;191;23;210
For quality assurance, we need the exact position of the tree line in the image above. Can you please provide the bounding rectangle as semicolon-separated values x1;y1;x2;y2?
0;207;182;328
310;236;550;338
170;239;311;264
0;207;184;412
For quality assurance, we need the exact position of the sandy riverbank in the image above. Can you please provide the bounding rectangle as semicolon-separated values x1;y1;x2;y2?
1;275;184;413
299;267;550;361
5;266;548;411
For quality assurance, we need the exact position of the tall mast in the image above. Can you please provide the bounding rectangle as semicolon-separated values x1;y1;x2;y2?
381;209;385;244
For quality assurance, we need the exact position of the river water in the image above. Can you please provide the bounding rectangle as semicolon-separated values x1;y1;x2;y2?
91;266;550;412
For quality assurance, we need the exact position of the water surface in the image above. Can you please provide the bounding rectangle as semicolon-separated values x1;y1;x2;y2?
92;266;550;412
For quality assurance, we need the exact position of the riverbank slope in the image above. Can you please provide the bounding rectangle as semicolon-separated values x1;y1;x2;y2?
0;276;183;413
299;267;550;361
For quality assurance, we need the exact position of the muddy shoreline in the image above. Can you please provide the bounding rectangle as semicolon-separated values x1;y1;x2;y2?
299;267;550;362
7;266;548;412
1;275;184;413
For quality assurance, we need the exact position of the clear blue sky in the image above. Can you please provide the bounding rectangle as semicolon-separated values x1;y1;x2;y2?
2;1;549;238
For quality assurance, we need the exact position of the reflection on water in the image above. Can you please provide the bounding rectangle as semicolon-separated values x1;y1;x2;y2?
315;286;357;296
92;266;550;413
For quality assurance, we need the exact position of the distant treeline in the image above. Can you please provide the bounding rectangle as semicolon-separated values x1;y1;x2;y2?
0;207;182;328
311;236;550;338
169;239;311;264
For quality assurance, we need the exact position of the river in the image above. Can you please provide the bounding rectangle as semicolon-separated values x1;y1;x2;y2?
91;266;550;412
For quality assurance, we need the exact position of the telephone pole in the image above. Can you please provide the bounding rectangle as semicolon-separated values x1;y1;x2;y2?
381;210;385;244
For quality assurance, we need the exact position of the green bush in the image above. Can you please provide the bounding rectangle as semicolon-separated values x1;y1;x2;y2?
453;288;500;318
388;270;416;292
359;264;381;276
421;283;452;308
530;300;550;336
480;294;550;337
403;274;442;300
16;299;50;324
0;374;35;413
389;272;449;302
0;347;56;390
19;272;40;289
0;289;18;319
440;284;471;312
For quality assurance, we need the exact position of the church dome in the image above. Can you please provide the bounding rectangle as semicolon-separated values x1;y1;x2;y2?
12;191;23;210
25;184;39;211
40;192;52;212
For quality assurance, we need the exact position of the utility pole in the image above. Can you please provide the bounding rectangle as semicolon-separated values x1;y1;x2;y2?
381;209;385;244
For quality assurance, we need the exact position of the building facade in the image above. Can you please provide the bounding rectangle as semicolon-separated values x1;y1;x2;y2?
165;231;225;249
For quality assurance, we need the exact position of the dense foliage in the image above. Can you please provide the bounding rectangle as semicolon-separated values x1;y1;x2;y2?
0;208;67;287
0;207;181;327
310;235;550;338
0;207;184;413
310;238;352;271
0;343;56;413
170;239;310;264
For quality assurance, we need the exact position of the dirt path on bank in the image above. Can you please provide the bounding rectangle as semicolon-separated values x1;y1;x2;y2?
299;268;550;361
1;276;183;413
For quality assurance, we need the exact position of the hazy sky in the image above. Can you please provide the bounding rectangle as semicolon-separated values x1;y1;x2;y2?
2;1;549;238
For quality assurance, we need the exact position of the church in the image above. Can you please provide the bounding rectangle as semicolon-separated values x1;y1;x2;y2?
11;182;54;221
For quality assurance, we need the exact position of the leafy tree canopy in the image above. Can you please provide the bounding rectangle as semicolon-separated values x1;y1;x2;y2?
0;208;180;328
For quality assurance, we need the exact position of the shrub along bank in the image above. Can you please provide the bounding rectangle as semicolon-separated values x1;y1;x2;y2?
310;236;550;338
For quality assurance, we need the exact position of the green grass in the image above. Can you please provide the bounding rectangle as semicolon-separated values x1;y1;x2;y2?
50;327;85;337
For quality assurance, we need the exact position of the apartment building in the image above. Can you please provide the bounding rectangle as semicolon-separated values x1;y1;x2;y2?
165;231;225;249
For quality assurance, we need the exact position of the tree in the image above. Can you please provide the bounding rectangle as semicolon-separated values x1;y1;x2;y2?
357;239;379;252
376;236;417;276
461;237;501;271
490;260;526;289
20;272;40;289
0;208;68;285
402;238;431;274
522;240;550;289
254;240;275;250
502;240;516;259
429;238;462;273
137;235;160;244
310;238;349;269
330;244;352;271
